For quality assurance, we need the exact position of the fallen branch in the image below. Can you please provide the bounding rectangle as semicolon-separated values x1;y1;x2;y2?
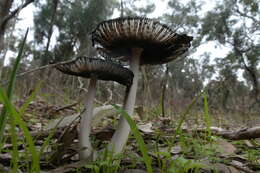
54;102;79;112
227;161;255;173
4;129;64;143
209;126;260;140
1;60;73;85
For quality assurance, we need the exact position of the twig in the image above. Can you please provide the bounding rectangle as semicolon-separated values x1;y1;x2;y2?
77;77;104;105
55;102;79;112
103;87;113;105
227;161;255;173
1;61;69;86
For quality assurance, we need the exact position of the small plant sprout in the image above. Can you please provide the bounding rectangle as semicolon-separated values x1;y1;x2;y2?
55;56;133;160
92;17;193;154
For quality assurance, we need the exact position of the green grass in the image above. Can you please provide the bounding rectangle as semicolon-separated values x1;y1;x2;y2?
0;29;29;143
0;29;41;172
0;84;40;172
85;148;122;173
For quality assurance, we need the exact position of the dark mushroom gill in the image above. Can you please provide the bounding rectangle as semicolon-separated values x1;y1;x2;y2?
91;17;193;65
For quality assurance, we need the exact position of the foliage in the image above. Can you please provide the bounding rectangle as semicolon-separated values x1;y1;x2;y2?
33;0;116;64
201;0;260;103
168;157;206;173
120;0;155;16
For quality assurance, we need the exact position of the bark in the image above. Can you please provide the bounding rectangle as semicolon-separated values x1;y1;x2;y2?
0;0;13;52
0;0;14;77
44;0;59;57
234;45;259;103
241;57;259;103
120;0;124;17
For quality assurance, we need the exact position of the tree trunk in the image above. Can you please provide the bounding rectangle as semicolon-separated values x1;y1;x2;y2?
234;47;260;104
0;0;34;78
0;0;14;78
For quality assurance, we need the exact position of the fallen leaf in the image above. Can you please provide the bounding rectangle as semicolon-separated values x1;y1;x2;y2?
216;139;237;156
138;122;153;133
170;145;182;154
244;140;254;147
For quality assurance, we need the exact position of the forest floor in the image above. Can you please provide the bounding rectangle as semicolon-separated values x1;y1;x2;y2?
0;98;259;173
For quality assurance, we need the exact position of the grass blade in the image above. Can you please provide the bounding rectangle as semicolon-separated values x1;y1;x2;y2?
0;87;40;172
113;105;153;173
0;28;29;142
10;118;19;172
19;81;42;115
174;92;203;136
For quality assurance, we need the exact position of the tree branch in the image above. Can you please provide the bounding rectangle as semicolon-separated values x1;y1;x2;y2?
1;0;34;30
234;5;258;23
1;60;71;86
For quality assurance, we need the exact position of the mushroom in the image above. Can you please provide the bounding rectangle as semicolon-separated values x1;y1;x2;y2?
91;17;193;154
55;56;134;160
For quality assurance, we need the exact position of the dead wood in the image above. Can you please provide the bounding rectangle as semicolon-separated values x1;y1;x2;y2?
209;126;260;140
54;102;78;112
227;161;255;173
4;129;64;143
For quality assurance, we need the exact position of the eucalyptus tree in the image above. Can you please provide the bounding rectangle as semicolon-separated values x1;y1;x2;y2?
119;0;155;17
158;0;204;111
201;0;260;104
33;0;116;65
164;0;259;110
0;0;34;79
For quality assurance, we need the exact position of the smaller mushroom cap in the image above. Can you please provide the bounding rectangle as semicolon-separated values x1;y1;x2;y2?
91;17;193;65
55;56;134;86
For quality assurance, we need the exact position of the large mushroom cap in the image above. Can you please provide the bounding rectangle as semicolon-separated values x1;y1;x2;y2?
91;17;193;65
55;56;134;86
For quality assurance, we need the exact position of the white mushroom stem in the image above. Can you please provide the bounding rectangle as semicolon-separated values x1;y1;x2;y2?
110;48;142;154
79;77;97;160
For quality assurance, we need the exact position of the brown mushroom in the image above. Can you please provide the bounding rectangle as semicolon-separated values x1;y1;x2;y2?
55;56;133;160
91;17;193;154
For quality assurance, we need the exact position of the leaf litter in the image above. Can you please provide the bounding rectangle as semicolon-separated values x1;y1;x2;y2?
0;98;259;172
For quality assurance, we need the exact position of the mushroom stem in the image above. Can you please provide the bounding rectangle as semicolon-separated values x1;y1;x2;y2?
79;77;97;160
110;48;142;154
